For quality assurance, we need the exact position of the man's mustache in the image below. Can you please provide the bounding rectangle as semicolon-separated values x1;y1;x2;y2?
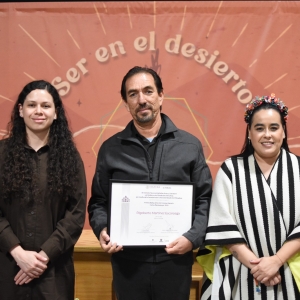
136;104;152;112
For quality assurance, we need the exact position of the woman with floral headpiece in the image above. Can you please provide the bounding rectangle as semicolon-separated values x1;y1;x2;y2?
197;94;300;299
0;80;87;300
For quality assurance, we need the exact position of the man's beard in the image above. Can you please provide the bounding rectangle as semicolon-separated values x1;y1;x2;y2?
135;105;154;123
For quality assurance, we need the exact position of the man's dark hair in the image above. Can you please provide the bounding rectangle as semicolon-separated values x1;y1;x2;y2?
120;66;163;102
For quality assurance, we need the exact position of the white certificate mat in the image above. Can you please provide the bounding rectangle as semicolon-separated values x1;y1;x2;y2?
108;180;194;246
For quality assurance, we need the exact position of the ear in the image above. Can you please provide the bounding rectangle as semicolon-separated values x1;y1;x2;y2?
158;91;164;107
53;107;59;120
123;100;130;112
18;104;23;117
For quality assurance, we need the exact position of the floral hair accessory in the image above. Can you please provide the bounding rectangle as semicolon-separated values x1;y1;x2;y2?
244;93;288;124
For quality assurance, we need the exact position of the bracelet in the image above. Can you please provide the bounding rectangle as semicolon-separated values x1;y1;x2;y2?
254;278;261;293
275;253;284;265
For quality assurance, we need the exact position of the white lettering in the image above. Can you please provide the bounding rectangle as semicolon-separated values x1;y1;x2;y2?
213;61;229;76
181;43;196;58
109;41;126;57
66;68;80;83
165;34;182;54
95;47;109;62
52;77;70;97
134;36;147;51
194;48;209;64
237;89;252;104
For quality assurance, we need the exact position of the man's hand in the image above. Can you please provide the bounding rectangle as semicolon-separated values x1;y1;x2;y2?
10;246;48;279
165;236;193;255
99;227;123;253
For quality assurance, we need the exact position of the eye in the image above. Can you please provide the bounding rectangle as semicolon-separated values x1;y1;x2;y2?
270;126;279;131
256;127;263;131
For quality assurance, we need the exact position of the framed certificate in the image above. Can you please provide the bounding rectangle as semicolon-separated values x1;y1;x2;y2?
108;180;195;247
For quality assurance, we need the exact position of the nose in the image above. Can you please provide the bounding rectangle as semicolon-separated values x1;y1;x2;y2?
264;129;271;137
35;105;42;114
137;92;146;104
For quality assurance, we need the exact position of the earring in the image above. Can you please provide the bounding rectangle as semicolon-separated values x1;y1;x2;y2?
248;137;251;145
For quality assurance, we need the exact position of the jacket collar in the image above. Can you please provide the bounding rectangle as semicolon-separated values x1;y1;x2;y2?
118;113;178;141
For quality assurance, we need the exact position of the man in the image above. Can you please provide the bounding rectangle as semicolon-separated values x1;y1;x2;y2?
88;66;212;300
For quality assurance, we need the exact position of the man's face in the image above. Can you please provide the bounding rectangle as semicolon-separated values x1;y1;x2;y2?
124;72;163;126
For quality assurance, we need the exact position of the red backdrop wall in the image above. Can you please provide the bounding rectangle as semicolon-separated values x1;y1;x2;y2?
1;1;300;228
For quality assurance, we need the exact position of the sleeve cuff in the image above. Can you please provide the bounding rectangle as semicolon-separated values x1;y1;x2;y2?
0;227;21;254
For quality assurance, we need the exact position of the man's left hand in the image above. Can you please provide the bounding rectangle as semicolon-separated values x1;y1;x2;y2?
165;236;193;255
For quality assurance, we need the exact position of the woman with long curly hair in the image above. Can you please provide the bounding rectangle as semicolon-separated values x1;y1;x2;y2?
0;80;87;300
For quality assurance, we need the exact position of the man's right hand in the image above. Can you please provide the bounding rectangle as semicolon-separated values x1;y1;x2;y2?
99;227;123;253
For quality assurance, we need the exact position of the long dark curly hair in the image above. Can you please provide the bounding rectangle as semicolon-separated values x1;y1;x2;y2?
2;80;80;205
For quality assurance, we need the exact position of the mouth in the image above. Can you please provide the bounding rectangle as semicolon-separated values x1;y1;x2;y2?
261;142;274;146
137;106;151;113
32;119;45;123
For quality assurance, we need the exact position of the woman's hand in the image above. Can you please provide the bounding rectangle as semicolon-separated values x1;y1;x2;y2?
14;270;34;285
14;250;49;285
250;255;283;284
263;272;281;286
10;245;48;279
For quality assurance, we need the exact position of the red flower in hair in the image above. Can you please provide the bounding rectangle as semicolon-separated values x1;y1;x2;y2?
244;93;288;124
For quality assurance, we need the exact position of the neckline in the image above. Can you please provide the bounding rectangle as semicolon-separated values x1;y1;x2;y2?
253;149;282;181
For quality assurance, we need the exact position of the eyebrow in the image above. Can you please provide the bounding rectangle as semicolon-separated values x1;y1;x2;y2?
127;85;154;94
25;100;52;104
253;122;279;127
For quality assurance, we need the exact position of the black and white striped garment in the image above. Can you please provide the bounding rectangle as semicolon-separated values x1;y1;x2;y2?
198;149;300;300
